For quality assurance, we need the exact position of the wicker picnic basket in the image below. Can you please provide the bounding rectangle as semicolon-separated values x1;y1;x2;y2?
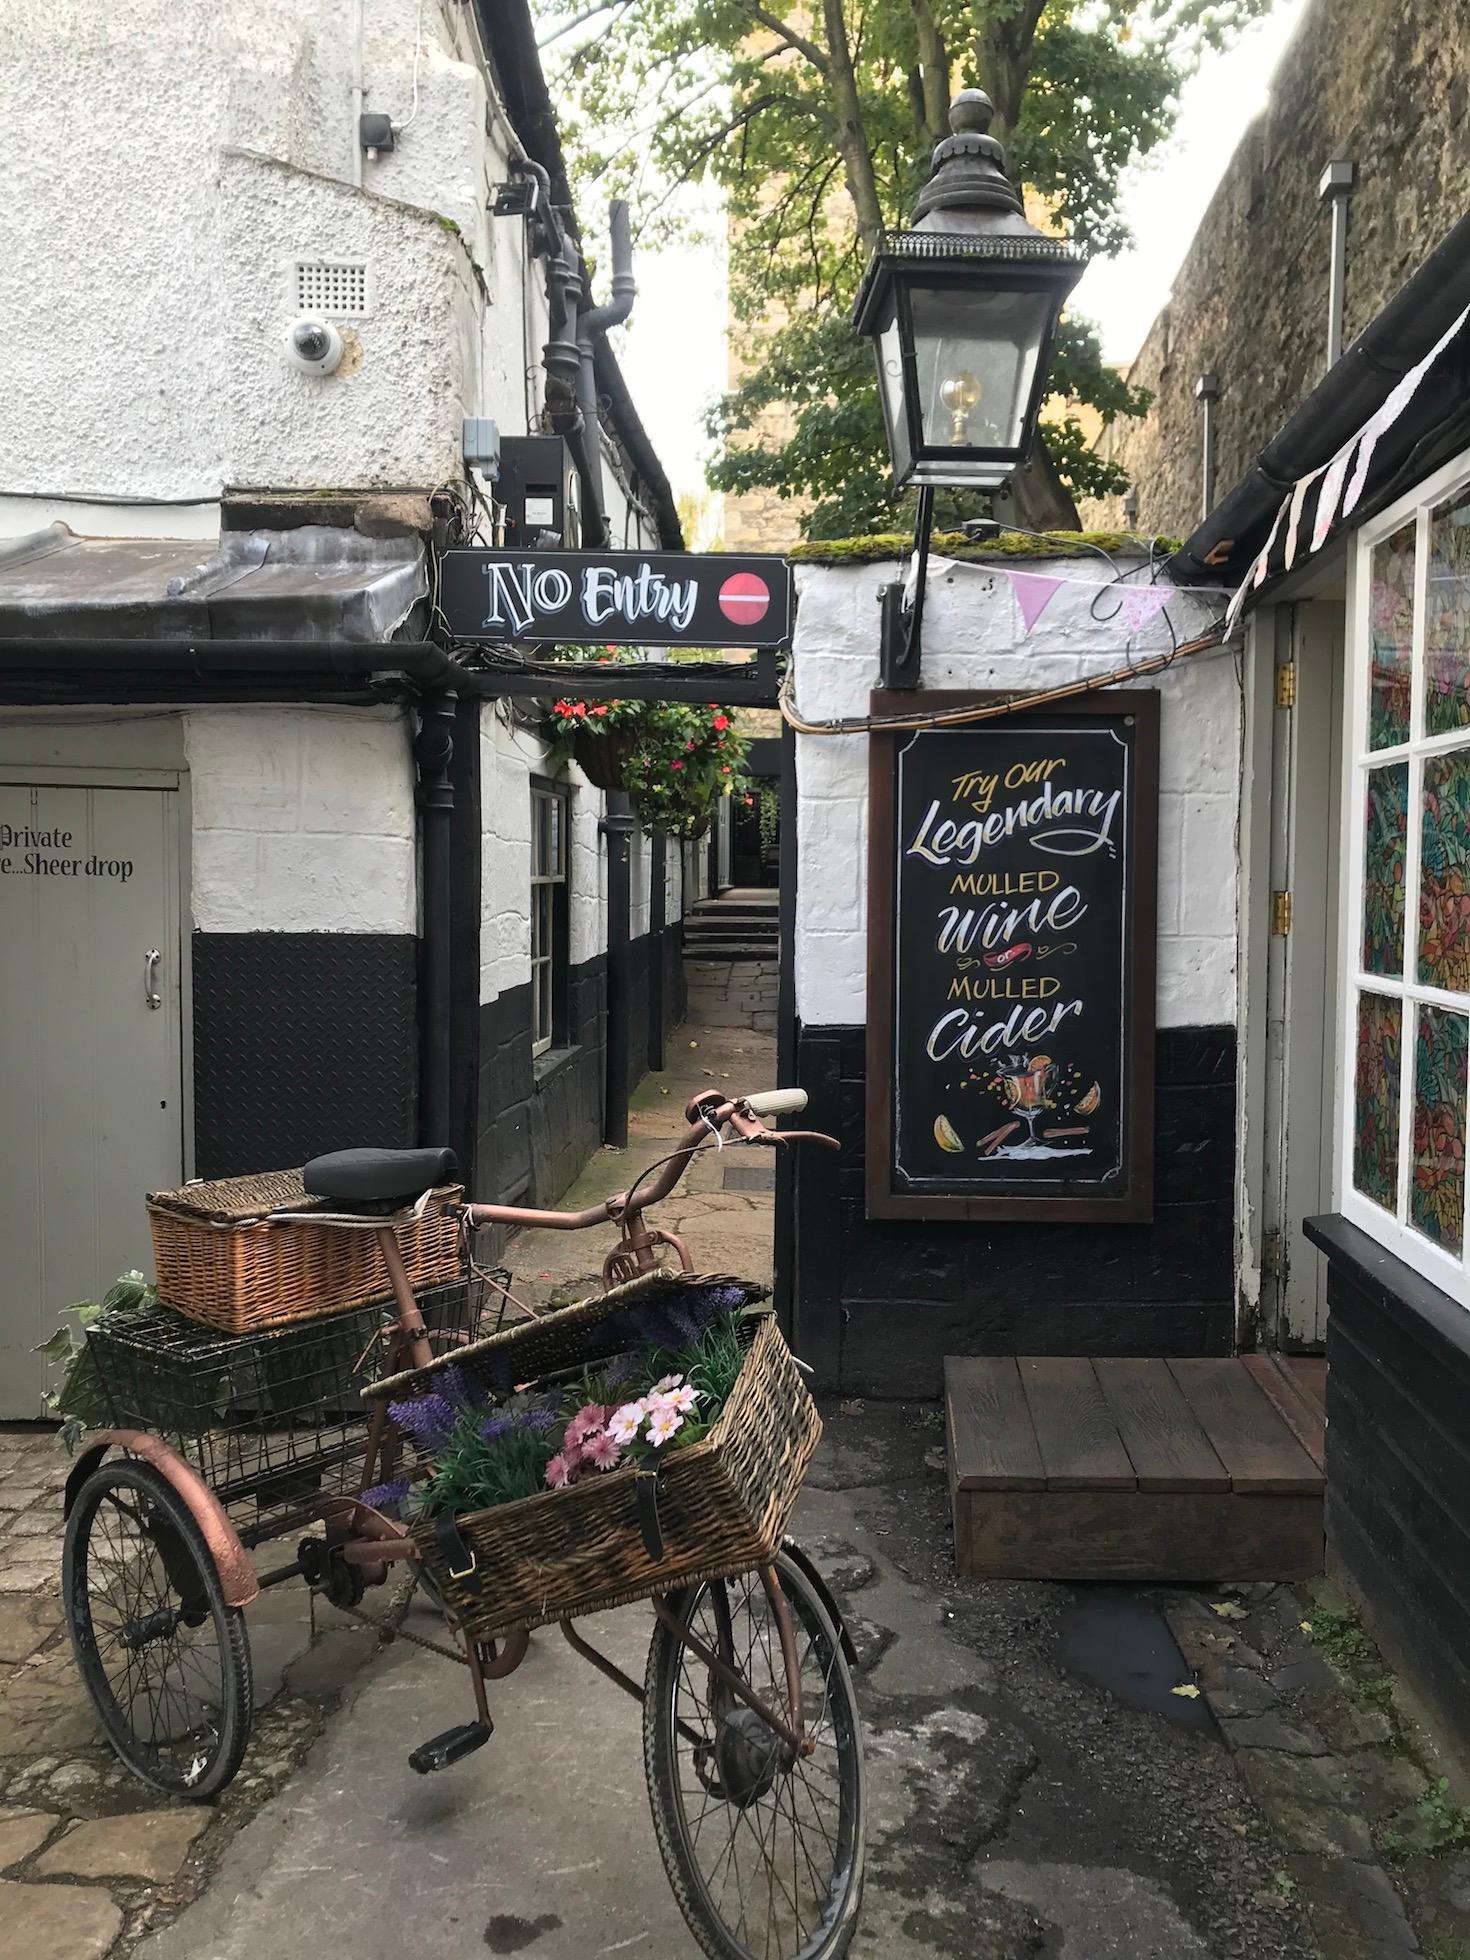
147;1170;464;1337
365;1271;821;1641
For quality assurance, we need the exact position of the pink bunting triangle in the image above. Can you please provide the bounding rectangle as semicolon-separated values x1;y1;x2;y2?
1006;569;1064;634
1115;585;1172;634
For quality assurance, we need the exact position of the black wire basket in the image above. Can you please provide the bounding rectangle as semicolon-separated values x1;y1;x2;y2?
85;1274;511;1544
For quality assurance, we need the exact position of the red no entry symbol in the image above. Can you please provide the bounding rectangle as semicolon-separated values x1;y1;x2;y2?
717;572;771;626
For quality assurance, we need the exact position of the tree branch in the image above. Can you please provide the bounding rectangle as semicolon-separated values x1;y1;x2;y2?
907;0;949;147
818;0;884;250
732;1;830;73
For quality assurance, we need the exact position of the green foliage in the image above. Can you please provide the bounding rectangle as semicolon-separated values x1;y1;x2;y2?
422;1421;560;1517
1305;1603;1382;1671
542;0;1268;533
1382;1779;1470;1860
542;647;751;836
36;1270;157;1449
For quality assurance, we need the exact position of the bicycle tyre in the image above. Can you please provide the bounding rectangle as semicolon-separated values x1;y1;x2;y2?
644;1550;865;1960
63;1458;253;1800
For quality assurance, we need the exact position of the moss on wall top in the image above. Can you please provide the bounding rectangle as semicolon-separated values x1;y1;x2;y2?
786;531;1182;565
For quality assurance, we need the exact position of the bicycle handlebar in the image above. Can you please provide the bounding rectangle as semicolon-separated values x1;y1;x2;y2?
460;1088;837;1236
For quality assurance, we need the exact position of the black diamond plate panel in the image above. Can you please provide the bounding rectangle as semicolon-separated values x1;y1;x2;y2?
193;933;417;1178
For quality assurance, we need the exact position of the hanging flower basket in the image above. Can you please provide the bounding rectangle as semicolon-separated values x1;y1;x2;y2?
571;724;638;792
544;653;752;835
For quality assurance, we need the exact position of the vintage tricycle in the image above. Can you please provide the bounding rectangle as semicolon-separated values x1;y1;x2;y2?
58;1087;864;1960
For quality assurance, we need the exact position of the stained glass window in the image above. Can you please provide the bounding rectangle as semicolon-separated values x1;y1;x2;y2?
1412;1007;1468;1254
1351;476;1470;1302
1361;763;1407;976
1353;991;1401;1213
1419;748;1470;992
1369;523;1415;748
1426;489;1470;737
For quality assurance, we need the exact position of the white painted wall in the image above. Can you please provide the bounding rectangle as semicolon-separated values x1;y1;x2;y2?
792;557;1240;1030
185;706;416;933
0;0;653;540
480;709;607;1007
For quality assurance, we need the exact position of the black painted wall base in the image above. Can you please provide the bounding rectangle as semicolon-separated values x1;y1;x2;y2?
1305;1212;1470;1756
192;932;417;1178
474;921;688;1211
791;1022;1237;1395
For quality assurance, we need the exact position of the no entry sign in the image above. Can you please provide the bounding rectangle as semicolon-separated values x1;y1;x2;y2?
439;549;793;650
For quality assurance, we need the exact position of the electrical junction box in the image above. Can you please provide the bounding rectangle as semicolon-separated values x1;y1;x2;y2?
496;435;581;549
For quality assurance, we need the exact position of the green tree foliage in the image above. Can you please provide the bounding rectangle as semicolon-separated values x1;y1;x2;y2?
544;0;1274;536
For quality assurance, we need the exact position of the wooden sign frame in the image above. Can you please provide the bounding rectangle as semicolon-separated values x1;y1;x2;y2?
865;688;1158;1222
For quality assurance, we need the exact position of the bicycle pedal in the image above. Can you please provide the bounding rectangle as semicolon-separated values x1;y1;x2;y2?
408;1721;492;1774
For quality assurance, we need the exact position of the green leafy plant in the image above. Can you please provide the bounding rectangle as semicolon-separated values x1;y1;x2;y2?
547;0;1274;532
36;1270;156;1448
1382;1779;1470;1860
543;649;751;838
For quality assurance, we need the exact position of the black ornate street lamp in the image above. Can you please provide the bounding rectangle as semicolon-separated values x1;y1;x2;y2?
854;89;1087;684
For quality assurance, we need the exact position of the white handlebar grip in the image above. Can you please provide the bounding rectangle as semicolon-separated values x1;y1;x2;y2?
745;1088;808;1116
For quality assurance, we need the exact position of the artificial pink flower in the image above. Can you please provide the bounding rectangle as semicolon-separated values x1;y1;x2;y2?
565;1403;609;1447
608;1402;645;1445
545;1450;577;1489
646;1409;683;1447
652;1374;683;1393
583;1430;623;1471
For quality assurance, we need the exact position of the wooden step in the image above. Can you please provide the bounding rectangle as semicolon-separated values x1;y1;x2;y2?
945;1354;1324;1582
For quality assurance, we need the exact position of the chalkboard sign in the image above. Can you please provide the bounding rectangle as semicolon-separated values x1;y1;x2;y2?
866;691;1158;1221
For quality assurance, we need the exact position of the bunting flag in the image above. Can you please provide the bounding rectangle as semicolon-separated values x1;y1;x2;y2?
1114;584;1173;634
1225;299;1470;634
1005;569;1065;633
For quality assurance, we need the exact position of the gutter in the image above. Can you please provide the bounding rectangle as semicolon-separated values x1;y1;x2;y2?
1173;209;1470;585
475;0;684;550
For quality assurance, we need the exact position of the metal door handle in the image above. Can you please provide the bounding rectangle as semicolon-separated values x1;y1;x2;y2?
144;949;162;1010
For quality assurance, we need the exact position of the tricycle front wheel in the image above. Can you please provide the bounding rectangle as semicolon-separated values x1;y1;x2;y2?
63;1458;253;1800
644;1551;865;1960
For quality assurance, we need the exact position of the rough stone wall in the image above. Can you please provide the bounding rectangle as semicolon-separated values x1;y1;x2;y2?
1078;0;1470;538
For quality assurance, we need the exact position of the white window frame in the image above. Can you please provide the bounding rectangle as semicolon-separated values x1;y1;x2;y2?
1339;445;1470;1305
530;781;569;1057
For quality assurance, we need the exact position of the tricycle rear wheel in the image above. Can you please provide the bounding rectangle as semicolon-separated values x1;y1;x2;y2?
63;1458;253;1799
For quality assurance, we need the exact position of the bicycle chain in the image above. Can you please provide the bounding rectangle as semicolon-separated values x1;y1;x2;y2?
329;1591;468;1668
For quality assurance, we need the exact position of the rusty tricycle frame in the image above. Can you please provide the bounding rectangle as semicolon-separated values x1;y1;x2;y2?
62;1086;865;1960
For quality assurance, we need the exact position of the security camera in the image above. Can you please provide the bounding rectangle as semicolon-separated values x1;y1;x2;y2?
284;317;345;376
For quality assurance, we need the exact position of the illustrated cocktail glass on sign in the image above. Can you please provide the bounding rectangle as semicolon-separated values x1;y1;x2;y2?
997;1054;1057;1148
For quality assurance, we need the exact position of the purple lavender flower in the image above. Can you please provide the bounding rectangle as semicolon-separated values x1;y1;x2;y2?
662;1300;706;1345
478;1412;516;1444
605;1351;639;1387
361;1477;409;1513
520;1407;558;1433
388;1392;457;1451
440;1362;484;1412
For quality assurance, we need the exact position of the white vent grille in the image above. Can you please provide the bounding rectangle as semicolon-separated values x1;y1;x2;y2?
293;259;372;318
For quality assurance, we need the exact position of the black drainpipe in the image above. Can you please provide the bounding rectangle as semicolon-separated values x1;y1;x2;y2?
602;792;636;1147
413;691;457;1152
648;827;667;1073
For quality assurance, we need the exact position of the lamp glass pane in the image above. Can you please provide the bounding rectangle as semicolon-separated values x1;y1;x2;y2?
875;303;909;464
909;284;1054;456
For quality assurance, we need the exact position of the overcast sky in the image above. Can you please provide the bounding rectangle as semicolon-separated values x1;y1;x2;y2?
611;0;1309;512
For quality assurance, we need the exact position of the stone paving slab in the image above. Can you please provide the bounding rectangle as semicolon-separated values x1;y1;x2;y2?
0;1874;123;1960
35;1809;209;1882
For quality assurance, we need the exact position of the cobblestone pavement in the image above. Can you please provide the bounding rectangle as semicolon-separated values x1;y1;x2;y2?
4;1010;1470;1956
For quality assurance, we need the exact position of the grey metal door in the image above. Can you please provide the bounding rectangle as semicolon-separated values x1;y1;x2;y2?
0;783;182;1417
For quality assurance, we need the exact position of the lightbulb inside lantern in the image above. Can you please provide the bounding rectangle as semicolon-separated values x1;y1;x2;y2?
939;369;981;444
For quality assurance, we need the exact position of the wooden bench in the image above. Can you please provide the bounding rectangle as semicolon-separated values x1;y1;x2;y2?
945;1355;1324;1581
